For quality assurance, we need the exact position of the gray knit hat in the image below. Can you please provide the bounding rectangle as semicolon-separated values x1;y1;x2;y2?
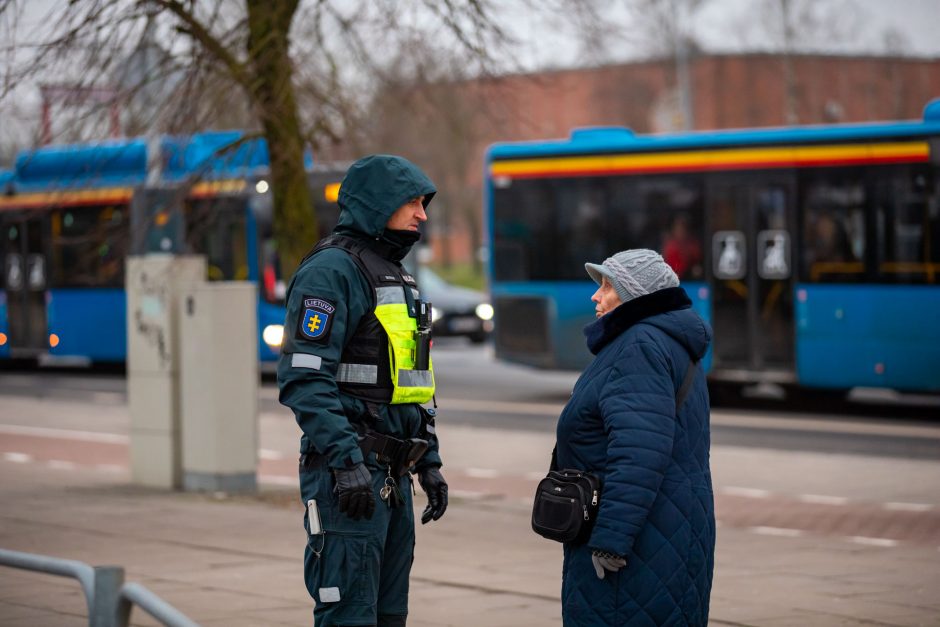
585;249;680;303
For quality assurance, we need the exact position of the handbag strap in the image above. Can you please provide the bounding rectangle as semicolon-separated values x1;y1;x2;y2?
675;359;699;413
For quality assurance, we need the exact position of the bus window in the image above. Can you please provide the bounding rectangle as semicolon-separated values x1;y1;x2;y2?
492;177;552;281
185;197;249;281
874;165;939;284
50;205;129;288
799;170;866;283
609;176;704;280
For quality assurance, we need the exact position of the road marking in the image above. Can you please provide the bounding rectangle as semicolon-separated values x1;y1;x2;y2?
0;424;128;443
721;486;771;499
884;502;933;512
749;526;803;537
464;467;500;479
0;426;289;463
3;452;32;463
798;494;849;506
48;460;76;471
711;410;940;439
849;536;899;547
442;398;565;416
450;489;488;500
91;392;124;405
260;475;296;487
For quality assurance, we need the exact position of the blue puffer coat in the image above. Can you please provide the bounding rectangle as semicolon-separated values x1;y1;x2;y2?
556;287;715;626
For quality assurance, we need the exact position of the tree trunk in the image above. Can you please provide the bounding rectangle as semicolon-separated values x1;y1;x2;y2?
246;0;318;277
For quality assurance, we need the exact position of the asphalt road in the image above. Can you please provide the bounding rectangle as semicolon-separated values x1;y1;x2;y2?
3;339;938;459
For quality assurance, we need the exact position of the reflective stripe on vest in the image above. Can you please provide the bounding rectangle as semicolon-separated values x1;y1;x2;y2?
373;285;435;404
336;363;379;384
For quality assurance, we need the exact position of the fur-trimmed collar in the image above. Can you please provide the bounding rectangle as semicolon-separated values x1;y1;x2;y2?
584;287;691;355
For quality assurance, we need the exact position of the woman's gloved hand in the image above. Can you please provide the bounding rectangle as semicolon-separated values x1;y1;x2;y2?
591;550;627;579
333;463;375;521
418;466;448;524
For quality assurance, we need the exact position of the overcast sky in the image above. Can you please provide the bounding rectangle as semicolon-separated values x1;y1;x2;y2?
504;0;940;70
2;0;939;158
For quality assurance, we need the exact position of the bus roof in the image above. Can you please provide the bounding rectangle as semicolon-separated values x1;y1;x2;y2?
487;98;940;161
7;131;314;194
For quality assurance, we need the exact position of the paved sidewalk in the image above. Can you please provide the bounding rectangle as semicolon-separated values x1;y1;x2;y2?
2;391;940;625
2;459;940;626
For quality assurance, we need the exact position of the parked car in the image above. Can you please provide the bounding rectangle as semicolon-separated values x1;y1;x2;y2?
417;267;493;343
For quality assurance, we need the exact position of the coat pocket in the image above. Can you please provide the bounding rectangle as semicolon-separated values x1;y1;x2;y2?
306;531;375;606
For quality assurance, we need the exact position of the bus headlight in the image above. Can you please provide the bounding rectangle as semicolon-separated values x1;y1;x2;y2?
262;324;284;348
475;303;494;321
431;306;442;322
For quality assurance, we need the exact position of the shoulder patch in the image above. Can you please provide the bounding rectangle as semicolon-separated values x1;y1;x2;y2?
296;296;336;342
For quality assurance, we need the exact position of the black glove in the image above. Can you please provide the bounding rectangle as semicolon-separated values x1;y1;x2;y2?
418;466;448;524
333;463;375;521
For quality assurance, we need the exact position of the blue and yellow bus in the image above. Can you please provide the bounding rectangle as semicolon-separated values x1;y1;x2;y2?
485;100;940;392
0;131;344;366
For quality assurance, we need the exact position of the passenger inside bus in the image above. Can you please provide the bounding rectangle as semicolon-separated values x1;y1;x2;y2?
662;212;703;279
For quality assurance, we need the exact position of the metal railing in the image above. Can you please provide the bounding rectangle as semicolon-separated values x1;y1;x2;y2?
0;548;200;627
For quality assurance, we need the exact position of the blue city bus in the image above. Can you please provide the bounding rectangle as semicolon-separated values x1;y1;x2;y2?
0;131;345;366
485;100;940;392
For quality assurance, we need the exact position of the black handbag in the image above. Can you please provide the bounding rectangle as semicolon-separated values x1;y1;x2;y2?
530;451;601;544
532;357;700;544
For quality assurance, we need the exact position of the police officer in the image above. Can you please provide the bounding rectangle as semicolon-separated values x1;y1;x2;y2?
278;155;448;627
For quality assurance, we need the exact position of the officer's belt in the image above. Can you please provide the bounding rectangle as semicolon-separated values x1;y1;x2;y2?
357;429;410;464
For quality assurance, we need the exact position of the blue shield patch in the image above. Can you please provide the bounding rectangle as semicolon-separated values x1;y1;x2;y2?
296;296;336;342
301;309;330;339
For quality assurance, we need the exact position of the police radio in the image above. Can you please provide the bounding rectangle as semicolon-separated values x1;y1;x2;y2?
414;300;432;370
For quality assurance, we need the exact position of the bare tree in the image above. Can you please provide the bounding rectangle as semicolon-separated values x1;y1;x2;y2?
0;0;510;274
366;39;493;271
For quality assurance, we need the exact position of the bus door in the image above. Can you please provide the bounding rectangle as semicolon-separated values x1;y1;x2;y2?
707;177;795;379
1;214;49;356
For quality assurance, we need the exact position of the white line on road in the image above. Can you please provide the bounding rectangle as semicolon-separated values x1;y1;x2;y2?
260;475;296;487
450;489;488;500
0;424;128;443
797;494;849;506
721;486;772;499
442;398;564;416
849;536;899;547
749;526;804;537
3;452;32;463
464;467;500;479
0;426;289;462
884;502;933;512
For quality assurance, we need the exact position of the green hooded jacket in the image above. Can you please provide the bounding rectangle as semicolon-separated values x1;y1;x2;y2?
277;155;441;470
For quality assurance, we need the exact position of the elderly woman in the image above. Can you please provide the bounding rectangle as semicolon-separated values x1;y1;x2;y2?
556;249;715;626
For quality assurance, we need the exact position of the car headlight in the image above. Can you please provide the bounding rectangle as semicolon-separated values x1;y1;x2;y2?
431;306;442;322
475;303;494;321
262;324;284;348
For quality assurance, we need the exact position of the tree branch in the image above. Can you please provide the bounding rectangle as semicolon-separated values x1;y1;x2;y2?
144;0;254;92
